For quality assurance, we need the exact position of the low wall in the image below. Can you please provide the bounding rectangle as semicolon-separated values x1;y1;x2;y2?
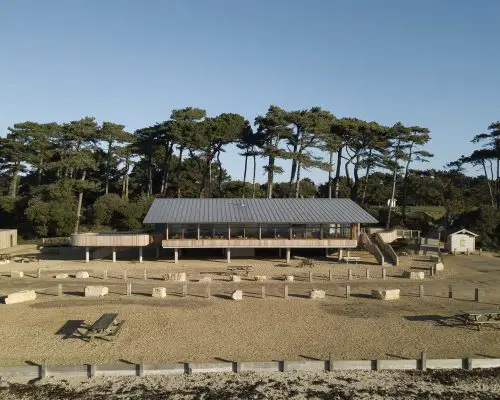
1;357;498;378
359;232;384;265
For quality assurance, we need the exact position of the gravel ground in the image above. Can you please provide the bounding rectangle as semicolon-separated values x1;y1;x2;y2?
1;369;500;399
0;251;499;366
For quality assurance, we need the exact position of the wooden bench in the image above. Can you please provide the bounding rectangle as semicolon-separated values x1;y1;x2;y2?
456;310;500;331
227;266;253;277
78;313;125;341
342;256;361;264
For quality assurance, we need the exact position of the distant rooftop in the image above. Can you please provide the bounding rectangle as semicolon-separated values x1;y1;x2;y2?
143;198;378;224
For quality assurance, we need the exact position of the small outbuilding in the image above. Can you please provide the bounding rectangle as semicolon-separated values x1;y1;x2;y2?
0;229;17;249
445;229;478;255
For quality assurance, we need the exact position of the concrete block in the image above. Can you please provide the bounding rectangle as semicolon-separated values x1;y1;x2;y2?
425;359;463;369
231;290;243;300
402;271;425;280
378;360;418;370
152;287;167;298
239;362;280;372
309;289;326;299
10;271;23;278
254;275;266;282
4;290;36;304
285;275;294;282
331;360;372;370
165;272;186;282
435;262;444;271
76;271;90;279
84;286;108;297
143;363;185;375
199;276;212;284
55;273;69;279
372;289;400;300
231;275;241;282
188;362;233;373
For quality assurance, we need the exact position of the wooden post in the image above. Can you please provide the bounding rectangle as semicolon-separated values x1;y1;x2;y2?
479;248;482;256
309;271;313;283
284;283;288;299
85;247;90;263
365;268;370;279
348;269;352;280
112;247;116;263
328;354;334;372
448;285;452;299
345;284;350;298
41;359;47;378
58;284;62;296
329;270;333;281
182;283;187;297
382;268;386;280
430;265;435;277
90;364;96;378
207;284;211;299
103;269;107;280
419;284;424;298
420;352;426;371
37;268;42;278
261;285;266;299
466;357;473;370
143;269;147;280
127;282;132;296
139;246;143;263
474;288;479;302
139;358;145;377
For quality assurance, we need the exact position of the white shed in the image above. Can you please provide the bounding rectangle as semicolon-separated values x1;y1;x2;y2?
446;229;478;254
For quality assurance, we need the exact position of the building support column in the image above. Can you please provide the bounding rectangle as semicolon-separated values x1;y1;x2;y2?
278;248;282;258
174;248;179;264
227;248;231;264
85;247;90;263
112;247;116;263
325;248;329;257
286;248;291;264
139;246;143;263
156;245;160;259
338;249;343;261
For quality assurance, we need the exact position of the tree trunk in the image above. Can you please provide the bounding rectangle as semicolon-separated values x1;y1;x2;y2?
37;158;44;186
333;147;343;198
74;170;86;234
496;157;499;210
160;142;173;196
352;155;360;202
328;151;333;199
9;163;20;199
252;151;257;199
401;143;414;225
242;152;248;198
147;158;153;197
482;160;495;207
176;146;184;198
217;151;224;197
266;155;274;198
361;148;373;205
386;139;401;229
294;162;302;198
105;139;112;195
122;155;130;200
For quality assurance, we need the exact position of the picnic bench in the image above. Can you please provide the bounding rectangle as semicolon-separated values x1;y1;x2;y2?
18;255;39;263
78;313;125;341
227;266;253;277
0;254;11;261
342;256;361;264
456;310;500;330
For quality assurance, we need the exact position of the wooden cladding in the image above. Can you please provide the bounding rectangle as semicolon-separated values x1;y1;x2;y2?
71;233;151;247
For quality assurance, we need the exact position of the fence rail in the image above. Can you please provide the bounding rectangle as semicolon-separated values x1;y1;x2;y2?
0;356;498;378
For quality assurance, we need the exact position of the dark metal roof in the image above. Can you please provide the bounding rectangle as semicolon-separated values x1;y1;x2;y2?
143;198;378;224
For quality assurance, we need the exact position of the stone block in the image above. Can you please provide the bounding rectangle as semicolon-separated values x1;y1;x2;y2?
231;275;241;282
4;290;36;304
165;272;187;282
76;271;90;279
372;289;400;300
84;286;108;297
435;262;444;271
231;290;243;300
285;275;294;282
402;271;425;280
55;273;69;279
199;276;212;284
254;275;266;282
152;287;167;298
309;289;325;299
10;271;23;278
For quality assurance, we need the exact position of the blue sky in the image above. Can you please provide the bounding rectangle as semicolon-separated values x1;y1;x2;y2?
1;0;499;183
